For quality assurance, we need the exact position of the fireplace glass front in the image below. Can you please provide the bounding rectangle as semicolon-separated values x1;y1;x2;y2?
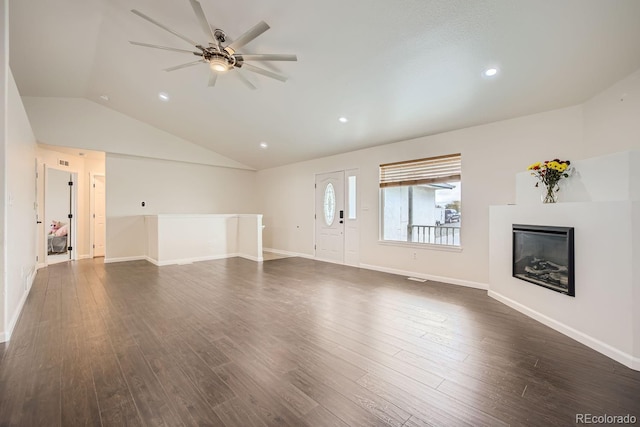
512;224;574;296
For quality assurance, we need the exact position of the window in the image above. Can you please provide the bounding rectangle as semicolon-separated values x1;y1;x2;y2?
347;175;357;219
380;153;461;246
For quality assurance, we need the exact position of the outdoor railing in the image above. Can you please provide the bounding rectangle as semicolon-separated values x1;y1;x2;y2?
409;225;460;246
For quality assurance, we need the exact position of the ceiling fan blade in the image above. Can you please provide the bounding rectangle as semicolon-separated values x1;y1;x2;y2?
129;41;199;55
225;21;270;54
164;60;205;72
188;0;216;43
239;54;297;62
208;71;218;87
131;9;197;47
241;63;287;82
235;71;256;90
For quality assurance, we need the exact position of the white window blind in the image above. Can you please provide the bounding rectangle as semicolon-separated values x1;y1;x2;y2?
379;153;461;188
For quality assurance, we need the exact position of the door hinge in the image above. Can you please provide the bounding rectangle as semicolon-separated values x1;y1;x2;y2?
68;246;73;251
93;244;95;249
68;181;74;186
93;183;96;188
36;255;38;262
68;214;73;219
93;213;95;218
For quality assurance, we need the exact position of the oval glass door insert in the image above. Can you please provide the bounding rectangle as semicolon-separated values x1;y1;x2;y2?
323;183;336;226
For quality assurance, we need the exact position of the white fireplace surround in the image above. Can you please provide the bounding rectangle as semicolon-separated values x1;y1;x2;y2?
489;150;640;370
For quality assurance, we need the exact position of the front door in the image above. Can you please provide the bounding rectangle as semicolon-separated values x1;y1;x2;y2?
315;171;345;263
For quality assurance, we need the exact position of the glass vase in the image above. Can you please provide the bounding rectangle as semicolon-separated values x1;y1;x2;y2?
541;184;558;203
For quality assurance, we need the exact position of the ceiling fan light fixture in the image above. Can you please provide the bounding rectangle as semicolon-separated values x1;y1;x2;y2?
209;56;230;73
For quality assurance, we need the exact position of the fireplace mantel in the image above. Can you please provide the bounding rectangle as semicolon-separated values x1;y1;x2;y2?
489;150;640;371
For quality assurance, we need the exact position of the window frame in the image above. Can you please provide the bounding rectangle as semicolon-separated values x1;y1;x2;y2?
379;153;462;248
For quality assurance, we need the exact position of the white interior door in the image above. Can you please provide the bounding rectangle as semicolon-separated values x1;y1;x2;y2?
93;175;106;257
315;171;345;263
45;167;74;265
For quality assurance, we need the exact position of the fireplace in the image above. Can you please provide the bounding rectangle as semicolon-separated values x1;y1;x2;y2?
512;224;575;296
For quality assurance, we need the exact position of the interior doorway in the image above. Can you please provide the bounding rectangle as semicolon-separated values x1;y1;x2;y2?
314;169;359;265
44;167;77;265
91;174;106;258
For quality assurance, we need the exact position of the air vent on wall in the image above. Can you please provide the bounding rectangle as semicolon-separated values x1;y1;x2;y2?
58;159;70;167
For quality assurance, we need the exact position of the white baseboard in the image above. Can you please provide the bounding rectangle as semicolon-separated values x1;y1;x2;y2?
359;263;488;290
3;291;29;342
144;253;262;266
263;247;315;260
1;268;38;343
261;249;487;289
78;254;92;260
103;256;148;264
148;254;236;266
36;262;46;270
239;254;264;262
488;290;640;371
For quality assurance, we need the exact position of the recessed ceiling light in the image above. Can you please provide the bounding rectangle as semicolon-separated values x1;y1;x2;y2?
259;142;269;149
338;117;348;123
158;92;170;101
99;94;109;101
483;67;499;77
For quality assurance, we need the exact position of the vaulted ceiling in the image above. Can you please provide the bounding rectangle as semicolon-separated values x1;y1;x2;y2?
9;0;640;169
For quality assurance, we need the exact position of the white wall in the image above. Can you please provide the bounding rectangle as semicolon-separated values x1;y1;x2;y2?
22;97;252;170
634;203;640;358
238;215;263;261
258;106;585;288
257;68;640;287
0;0;7;337
106;154;258;262
583;69;640;157
143;214;263;265
2;67;38;341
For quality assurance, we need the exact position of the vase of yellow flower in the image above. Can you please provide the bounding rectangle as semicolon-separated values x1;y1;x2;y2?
527;159;572;203
541;183;559;203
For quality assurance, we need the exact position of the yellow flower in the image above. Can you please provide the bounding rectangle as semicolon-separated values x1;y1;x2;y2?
527;162;541;170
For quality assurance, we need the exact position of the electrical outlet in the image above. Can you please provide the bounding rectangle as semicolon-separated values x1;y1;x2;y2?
413;252;417;260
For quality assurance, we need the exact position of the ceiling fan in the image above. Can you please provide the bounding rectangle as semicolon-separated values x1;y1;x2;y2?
129;0;297;88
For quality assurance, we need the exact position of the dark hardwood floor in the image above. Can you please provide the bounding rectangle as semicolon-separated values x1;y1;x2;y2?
1;257;638;426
